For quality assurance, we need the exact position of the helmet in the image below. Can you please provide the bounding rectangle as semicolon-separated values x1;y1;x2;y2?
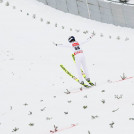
68;36;75;43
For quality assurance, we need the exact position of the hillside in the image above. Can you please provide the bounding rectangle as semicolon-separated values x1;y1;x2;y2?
0;0;134;134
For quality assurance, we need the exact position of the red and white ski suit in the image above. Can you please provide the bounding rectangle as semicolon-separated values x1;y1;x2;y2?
57;38;92;82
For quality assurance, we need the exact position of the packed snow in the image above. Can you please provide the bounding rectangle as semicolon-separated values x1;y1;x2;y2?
0;0;134;134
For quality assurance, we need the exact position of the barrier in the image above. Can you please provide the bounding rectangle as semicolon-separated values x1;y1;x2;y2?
66;0;78;15
77;0;89;18
46;0;56;8
38;0;47;4
56;0;68;12
37;0;134;28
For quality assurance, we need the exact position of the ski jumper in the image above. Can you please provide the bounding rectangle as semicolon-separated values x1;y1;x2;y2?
71;41;89;82
57;38;92;82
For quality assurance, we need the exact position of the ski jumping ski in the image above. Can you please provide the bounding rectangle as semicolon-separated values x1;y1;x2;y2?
60;64;90;88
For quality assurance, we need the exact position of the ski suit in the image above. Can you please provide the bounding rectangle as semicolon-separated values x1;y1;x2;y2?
56;37;92;83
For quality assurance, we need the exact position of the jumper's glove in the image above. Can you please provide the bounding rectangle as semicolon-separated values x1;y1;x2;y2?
53;42;57;46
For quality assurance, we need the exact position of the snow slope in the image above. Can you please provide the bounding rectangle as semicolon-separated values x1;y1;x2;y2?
0;0;134;134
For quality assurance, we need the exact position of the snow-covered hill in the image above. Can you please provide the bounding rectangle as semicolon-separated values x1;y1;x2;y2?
0;0;134;134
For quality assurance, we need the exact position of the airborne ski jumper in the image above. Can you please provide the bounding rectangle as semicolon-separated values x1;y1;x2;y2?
54;34;95;85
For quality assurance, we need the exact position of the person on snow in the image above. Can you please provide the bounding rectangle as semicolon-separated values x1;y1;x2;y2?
54;33;95;85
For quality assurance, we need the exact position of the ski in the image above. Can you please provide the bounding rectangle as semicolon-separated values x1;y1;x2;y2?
60;64;90;88
72;54;95;86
